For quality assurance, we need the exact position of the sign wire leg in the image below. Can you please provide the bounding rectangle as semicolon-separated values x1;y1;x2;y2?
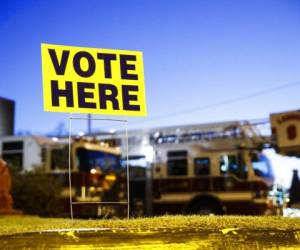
68;114;74;222
125;121;130;219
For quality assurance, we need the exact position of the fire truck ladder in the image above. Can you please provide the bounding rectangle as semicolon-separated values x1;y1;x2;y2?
238;119;271;147
151;119;271;148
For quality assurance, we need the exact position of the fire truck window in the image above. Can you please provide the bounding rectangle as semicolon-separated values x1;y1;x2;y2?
251;152;273;178
76;148;121;172
121;155;147;178
219;154;247;179
194;157;210;175
167;150;188;176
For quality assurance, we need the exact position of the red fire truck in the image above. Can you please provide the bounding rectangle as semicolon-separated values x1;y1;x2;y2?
125;120;275;216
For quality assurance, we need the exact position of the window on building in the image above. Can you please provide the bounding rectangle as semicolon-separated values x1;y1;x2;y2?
194;157;210;175
3;141;23;151
2;141;24;171
167;150;188;176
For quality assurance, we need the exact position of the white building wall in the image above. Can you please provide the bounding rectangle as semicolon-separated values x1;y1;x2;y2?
0;136;42;171
23;137;42;171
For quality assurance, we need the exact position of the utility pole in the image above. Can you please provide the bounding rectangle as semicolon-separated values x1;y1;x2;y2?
87;114;92;135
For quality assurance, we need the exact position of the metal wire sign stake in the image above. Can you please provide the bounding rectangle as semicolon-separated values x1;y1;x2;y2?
68;116;130;221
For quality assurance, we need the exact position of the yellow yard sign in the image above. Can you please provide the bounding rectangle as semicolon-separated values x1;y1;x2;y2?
41;43;147;116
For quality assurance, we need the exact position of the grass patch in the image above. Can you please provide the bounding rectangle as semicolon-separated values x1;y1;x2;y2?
1;215;300;236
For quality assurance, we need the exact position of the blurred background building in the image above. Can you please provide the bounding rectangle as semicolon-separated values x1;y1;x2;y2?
0;97;15;136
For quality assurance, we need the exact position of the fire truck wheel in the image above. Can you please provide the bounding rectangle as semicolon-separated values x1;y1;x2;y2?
187;197;223;215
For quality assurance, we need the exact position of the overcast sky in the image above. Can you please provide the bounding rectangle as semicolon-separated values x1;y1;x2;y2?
1;0;300;134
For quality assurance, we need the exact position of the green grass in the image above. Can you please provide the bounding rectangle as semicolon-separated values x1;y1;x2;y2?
1;215;300;236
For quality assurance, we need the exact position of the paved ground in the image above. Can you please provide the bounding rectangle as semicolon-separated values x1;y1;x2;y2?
2;227;300;249
1;216;300;249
